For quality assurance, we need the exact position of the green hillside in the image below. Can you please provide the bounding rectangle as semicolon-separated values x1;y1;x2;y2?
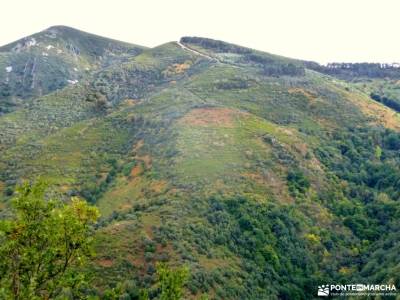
1;31;400;299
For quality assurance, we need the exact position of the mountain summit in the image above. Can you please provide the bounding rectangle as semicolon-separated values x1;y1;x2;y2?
0;26;145;113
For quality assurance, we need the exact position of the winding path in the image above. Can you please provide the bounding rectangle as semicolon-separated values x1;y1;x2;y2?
176;41;240;69
176;41;217;61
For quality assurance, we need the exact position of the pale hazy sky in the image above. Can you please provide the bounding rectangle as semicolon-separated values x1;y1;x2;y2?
1;0;399;63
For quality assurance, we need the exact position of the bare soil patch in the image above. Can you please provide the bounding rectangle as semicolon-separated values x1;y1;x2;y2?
180;107;247;128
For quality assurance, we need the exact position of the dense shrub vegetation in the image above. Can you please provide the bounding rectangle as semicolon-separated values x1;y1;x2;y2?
316;127;400;243
180;37;252;54
370;92;400;112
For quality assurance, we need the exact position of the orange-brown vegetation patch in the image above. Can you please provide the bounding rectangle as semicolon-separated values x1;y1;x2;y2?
0;181;4;193
130;164;143;177
150;180;168;194
122;99;139;106
163;61;192;76
180;107;247;128
173;62;191;73
288;88;317;101
130;257;146;270
130;140;152;176
119;203;133;211
59;184;71;193
97;258;114;267
130;155;152;179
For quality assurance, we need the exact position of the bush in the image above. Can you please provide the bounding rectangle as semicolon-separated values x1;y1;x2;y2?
287;170;310;195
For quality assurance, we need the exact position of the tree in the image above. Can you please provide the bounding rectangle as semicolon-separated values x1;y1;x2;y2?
156;263;189;300
374;145;382;160
0;180;100;299
287;170;310;195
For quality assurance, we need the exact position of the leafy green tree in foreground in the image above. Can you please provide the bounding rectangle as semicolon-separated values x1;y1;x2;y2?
156;263;189;300
0;181;100;299
102;264;190;300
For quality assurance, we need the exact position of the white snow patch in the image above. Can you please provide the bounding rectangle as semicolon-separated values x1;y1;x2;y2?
57;49;63;54
42;52;49;57
27;38;37;47
46;45;54;50
5;66;13;73
67;79;79;85
73;67;78;72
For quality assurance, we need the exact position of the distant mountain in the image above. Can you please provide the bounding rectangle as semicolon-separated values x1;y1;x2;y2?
0;26;145;113
305;61;400;80
0;28;400;299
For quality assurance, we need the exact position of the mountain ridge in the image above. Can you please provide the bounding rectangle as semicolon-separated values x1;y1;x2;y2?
0;25;146;53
